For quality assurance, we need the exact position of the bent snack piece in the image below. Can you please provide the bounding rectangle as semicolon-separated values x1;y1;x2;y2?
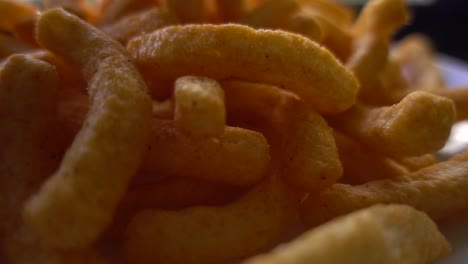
328;91;455;158
238;0;299;29
124;171;294;264
143;120;270;186
333;131;408;185
0;55;106;264
352;0;409;39
174;76;226;138
23;9;152;248
105;176;241;239
243;204;450;264
222;80;342;192
0;0;38;32
300;151;468;227
128;24;359;114
102;7;179;45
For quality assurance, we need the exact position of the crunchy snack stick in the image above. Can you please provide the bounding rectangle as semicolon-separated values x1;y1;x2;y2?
328;91;455;157
127;24;359;114
301;151;468;227
352;0;410;39
23;9;152;248
101;7;178;45
243;204;450;264
238;0;299;29
222;80;342;192
96;0;158;25
333;131;408;185
0;54;105;264
0;0;38;32
142;120;270;186
124;169;295;264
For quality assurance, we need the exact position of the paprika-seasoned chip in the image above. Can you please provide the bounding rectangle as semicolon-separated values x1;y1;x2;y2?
328;91;455;157
23;9;152;248
346;33;389;100
102;7;179;45
279;10;323;43
222;80;342;191
238;0;299;29
301;151;468;227
105;176;241;240
124;169;294;264
96;0;158;25
0;54;106;264
244;204;450;264
333;131;408;185
174;76;226;138
0;0;38;32
297;0;355;27
128;24;359;114
143;120;270;186
352;0;410;39
397;154;437;172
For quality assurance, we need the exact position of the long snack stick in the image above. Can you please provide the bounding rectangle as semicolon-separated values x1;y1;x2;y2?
124;169;295;264
96;0;157;25
0;0;38;32
222;80;342;192
346;33;389;99
279;10;323;43
101;7;179;45
352;0;410;39
327;91;455;157
300;151;468;227
238;0;299;29
244;204;450;264
167;0;205;23
143;120;270;186
105;176;241;240
23;9;152;248
0;55;106;264
296;0;355;27
127;24;359;114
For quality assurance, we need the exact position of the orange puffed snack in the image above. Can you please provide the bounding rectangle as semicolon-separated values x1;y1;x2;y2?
0;0;467;263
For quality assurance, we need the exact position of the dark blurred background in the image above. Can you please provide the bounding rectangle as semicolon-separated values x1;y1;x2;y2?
352;0;468;62
397;0;468;62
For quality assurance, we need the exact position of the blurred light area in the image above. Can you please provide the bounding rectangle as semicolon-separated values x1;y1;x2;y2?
438;55;468;88
438;121;468;160
339;0;435;5
436;55;468;160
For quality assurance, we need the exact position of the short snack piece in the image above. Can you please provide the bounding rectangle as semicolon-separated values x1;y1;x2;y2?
243;204;450;264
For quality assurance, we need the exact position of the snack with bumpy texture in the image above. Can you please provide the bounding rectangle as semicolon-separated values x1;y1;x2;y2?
174;76;226;138
301;151;468;227
243;204;450;264
222;80;342;192
23;9;152;248
124;170;294;264
143;120;270;186
127;24;359;114
328;91;455;157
